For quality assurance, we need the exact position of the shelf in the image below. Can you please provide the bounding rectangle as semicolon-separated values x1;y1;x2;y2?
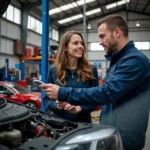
20;56;55;63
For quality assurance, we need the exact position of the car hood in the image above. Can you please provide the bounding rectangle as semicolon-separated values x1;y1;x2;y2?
30;92;41;97
16;92;41;98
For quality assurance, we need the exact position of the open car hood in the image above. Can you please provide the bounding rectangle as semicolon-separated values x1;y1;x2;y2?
0;0;11;18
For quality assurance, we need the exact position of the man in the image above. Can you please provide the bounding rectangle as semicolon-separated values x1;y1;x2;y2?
40;14;150;150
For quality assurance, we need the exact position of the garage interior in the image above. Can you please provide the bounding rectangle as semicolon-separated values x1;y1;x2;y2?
0;0;150;150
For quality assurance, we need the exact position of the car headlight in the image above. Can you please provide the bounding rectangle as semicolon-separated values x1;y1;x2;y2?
55;126;123;150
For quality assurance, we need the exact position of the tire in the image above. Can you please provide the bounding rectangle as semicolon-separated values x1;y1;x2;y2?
25;101;38;109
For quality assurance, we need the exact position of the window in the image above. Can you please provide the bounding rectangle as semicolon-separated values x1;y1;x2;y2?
30;16;36;30
90;43;104;51
52;29;59;41
28;15;42;34
0;86;6;94
141;42;149;50
0;86;12;95
14;8;21;24
27;16;60;38
35;20;40;33
134;42;150;50
3;5;21;24
28;16;31;29
7;5;14;21
134;42;141;50
39;22;42;34
3;12;6;18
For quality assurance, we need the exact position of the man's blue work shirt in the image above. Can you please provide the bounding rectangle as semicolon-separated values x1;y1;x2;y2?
58;41;150;150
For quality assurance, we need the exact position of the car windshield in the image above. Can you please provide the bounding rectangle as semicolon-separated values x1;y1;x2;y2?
6;83;30;94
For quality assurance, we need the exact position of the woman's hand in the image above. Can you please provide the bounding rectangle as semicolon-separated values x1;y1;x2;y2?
56;100;67;110
64;104;81;114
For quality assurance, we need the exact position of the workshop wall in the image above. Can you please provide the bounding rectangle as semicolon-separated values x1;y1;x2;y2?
1;19;20;39
0;54;20;68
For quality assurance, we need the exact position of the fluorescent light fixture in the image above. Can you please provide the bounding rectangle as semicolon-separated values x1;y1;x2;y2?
49;8;61;15
58;18;72;24
118;0;130;6
58;14;83;24
106;3;117;9
49;0;96;15
86;8;101;16
61;4;74;11
106;0;130;9
58;7;101;24
77;0;96;6
72;2;78;7
71;14;83;20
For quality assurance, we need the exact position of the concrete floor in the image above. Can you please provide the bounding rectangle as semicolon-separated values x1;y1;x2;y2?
91;111;150;150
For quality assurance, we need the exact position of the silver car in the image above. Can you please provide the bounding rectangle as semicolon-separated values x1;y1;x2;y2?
0;97;123;150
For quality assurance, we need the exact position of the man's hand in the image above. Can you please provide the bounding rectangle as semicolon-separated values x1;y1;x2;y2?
56;100;67;110
64;104;81;114
39;84;59;100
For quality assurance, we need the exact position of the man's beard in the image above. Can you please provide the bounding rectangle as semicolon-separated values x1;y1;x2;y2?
107;35;118;55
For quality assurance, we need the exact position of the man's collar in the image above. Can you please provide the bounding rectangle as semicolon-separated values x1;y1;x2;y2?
105;41;134;62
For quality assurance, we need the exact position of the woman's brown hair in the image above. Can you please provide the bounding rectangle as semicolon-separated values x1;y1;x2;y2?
54;31;95;86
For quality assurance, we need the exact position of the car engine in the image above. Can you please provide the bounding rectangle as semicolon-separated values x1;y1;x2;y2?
0;98;81;150
0;98;123;150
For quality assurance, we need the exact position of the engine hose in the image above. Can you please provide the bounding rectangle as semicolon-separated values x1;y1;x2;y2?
33;118;52;131
33;125;48;138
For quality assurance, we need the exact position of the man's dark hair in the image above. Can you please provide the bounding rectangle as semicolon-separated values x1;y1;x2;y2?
97;14;128;37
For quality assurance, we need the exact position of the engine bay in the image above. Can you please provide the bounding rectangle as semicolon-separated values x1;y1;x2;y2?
0;98;89;150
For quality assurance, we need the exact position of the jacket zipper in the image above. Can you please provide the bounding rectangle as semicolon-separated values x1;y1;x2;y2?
71;72;75;87
72;74;74;79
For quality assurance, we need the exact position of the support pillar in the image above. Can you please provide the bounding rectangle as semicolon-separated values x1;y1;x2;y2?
41;0;50;111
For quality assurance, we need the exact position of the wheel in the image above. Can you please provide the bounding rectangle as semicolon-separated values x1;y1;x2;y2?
25;101;37;109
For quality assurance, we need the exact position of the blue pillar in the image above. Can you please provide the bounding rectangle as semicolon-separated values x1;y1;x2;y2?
41;0;50;111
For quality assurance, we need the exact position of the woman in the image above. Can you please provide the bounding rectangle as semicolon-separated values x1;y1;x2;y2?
43;31;98;123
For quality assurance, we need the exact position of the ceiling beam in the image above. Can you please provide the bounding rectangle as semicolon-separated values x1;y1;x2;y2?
142;0;150;13
50;0;121;25
134;0;139;11
128;18;150;21
96;0;104;14
50;0;68;16
59;8;126;30
59;9;150;30
72;0;90;24
24;0;42;9
128;10;150;16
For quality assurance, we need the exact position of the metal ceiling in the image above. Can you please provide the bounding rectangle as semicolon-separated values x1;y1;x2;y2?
12;0;150;29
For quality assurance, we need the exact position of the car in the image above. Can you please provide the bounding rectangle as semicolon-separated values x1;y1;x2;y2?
0;97;123;150
0;81;41;109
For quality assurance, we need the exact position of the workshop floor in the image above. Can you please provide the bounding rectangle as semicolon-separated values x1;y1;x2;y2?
91;111;150;150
